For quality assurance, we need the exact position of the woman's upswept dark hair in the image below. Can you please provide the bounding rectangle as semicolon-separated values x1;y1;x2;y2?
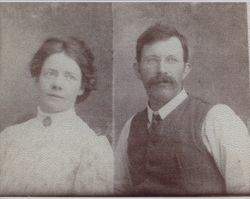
30;37;97;103
136;23;189;63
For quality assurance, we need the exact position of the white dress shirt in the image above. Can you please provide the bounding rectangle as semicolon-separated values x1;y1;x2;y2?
0;107;113;196
115;89;250;194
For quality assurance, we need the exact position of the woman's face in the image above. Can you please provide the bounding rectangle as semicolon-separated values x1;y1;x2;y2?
38;52;84;113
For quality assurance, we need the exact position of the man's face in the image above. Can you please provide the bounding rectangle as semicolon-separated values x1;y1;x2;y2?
38;52;84;113
135;37;190;103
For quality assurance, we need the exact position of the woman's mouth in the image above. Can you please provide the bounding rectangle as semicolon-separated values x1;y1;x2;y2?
47;94;64;99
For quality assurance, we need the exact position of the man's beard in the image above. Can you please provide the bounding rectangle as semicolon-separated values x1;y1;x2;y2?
145;73;180;104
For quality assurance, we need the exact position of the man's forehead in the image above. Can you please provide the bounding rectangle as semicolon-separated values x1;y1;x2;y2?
141;37;183;57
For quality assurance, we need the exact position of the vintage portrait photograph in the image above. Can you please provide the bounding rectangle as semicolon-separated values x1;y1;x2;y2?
0;1;249;197
113;2;250;196
0;3;113;196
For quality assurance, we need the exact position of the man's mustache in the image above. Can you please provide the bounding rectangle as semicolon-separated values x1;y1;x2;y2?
147;74;176;87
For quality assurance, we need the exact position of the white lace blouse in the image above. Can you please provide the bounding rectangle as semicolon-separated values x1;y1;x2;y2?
0;107;113;196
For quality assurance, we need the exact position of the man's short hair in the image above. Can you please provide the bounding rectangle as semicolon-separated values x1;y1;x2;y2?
30;37;97;103
136;23;189;63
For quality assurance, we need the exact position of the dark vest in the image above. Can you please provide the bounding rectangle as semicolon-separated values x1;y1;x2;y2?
127;96;226;196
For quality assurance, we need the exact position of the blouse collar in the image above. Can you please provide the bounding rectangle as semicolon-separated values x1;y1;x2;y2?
36;107;77;126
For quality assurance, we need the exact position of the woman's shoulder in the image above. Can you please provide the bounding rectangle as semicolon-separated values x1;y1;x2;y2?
0;118;36;143
77;118;112;146
73;116;98;137
76;119;113;152
79;134;113;165
89;134;113;156
74;116;110;138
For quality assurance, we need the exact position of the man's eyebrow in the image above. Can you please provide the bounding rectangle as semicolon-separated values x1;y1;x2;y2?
143;55;160;58
166;54;179;58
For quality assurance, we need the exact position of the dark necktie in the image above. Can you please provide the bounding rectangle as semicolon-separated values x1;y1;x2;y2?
148;112;162;135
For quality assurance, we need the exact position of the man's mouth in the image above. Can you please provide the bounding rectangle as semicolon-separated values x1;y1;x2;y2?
149;80;172;87
156;82;170;85
155;80;171;84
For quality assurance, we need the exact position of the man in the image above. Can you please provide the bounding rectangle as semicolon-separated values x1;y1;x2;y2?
115;23;250;195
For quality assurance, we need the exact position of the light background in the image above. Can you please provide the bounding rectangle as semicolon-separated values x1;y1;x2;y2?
0;3;249;147
0;3;113;141
113;3;250;144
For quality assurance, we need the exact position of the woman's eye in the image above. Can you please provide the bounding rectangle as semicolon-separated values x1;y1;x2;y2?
65;74;76;81
43;70;56;77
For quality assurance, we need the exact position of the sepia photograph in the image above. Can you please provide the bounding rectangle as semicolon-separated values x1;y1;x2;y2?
0;3;113;196
0;1;249;197
113;2;250;196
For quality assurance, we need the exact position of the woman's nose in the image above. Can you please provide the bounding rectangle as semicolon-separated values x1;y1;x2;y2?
51;76;63;91
51;84;62;91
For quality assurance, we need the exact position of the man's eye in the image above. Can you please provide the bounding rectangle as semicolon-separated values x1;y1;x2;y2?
166;56;178;64
144;58;159;65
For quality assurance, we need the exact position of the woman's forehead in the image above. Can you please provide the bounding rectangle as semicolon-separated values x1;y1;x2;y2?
42;52;81;75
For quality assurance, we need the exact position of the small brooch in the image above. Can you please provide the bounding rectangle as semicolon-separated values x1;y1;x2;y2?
42;116;52;127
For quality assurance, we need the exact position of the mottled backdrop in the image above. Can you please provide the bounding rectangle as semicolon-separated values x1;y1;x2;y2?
113;3;249;144
0;3;113;142
0;3;249;146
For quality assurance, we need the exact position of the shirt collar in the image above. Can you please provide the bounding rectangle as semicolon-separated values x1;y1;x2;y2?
37;106;76;125
147;89;188;123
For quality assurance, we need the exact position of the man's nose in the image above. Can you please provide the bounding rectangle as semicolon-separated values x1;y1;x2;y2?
157;59;169;74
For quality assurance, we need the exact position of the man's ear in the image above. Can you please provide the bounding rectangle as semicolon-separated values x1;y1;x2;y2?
133;62;142;80
182;62;192;80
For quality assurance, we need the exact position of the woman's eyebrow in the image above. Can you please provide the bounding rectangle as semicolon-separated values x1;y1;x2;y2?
44;68;56;72
65;71;75;74
64;71;80;77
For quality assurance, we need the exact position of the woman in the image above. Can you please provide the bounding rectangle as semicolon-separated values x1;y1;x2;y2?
0;37;113;196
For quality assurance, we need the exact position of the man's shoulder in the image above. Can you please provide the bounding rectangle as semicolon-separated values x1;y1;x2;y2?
125;107;148;125
186;95;238;118
117;112;142;144
206;104;238;120
122;114;137;132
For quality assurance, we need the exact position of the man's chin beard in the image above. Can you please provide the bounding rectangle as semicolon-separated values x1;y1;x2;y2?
147;86;178;103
